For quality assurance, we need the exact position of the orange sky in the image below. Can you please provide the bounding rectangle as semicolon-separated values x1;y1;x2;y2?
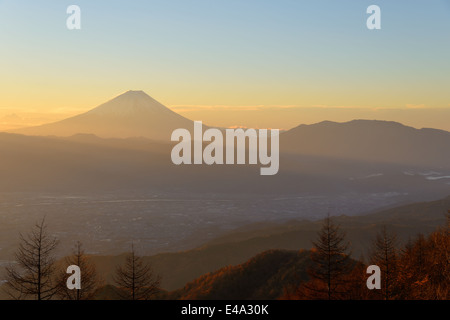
1;98;450;132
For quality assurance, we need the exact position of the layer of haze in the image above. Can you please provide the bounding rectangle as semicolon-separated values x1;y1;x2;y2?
0;0;449;130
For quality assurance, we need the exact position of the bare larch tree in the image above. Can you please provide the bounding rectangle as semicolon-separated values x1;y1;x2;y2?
307;215;352;300
113;244;161;300
57;241;103;300
4;218;59;300
369;225;398;300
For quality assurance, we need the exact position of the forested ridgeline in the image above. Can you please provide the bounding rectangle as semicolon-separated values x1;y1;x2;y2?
1;212;448;300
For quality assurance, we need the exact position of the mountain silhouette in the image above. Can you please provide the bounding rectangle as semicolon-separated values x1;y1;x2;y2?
12;90;194;140
281;119;450;168
9;92;450;169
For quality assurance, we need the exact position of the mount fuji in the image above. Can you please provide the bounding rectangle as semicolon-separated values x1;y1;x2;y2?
13;90;195;141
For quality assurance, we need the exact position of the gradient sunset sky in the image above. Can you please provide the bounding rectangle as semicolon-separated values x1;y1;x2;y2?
0;0;449;130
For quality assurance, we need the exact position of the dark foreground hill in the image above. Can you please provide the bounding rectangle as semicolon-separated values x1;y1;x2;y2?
167;249;311;300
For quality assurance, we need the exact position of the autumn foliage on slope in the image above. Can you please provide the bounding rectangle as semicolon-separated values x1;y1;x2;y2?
284;212;450;300
168;249;314;300
166;212;449;300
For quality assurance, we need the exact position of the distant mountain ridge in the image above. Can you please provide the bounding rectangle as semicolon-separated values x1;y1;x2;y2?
281;119;450;168
9;91;450;169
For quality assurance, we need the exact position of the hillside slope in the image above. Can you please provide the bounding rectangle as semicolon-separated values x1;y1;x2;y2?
90;196;450;291
168;249;311;300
